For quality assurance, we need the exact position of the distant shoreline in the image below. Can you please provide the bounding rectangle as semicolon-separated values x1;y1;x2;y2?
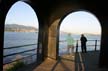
4;31;100;36
5;31;38;33
5;24;38;32
5;31;38;32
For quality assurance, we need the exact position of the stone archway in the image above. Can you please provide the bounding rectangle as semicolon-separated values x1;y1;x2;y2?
1;0;108;68
3;1;42;63
47;4;83;59
47;4;102;62
59;10;101;56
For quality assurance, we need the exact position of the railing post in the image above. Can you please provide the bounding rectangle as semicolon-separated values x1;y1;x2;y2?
95;40;97;51
76;40;78;53
37;42;42;63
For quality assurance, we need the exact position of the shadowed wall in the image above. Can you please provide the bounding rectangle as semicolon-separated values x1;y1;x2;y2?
0;0;108;68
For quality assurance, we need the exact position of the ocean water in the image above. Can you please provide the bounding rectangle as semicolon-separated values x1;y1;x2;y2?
3;32;101;64
3;32;38;64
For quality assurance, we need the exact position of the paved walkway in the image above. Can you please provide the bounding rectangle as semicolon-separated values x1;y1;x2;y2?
34;54;75;71
17;51;108;71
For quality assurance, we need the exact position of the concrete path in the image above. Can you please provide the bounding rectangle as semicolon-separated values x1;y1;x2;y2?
16;51;108;71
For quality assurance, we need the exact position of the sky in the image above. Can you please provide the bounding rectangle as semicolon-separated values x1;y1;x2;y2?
60;11;101;35
5;1;39;28
5;1;101;35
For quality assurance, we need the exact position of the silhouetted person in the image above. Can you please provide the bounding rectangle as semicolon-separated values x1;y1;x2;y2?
80;34;87;53
66;33;75;55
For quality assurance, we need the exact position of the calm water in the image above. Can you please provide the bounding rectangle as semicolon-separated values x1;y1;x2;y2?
3;32;101;64
3;32;38;64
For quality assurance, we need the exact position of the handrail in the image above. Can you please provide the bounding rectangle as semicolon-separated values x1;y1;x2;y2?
75;45;100;47
3;40;100;65
4;43;37;49
4;48;36;57
59;40;100;52
3;53;36;65
59;40;100;42
3;43;37;65
75;40;100;52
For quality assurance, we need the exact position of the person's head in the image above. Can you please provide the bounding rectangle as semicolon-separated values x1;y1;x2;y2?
68;33;71;36
81;34;84;37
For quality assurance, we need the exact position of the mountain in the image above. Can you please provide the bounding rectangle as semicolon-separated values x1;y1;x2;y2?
5;24;38;32
60;31;100;36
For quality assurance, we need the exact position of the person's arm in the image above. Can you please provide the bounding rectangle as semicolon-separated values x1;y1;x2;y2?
80;37;82;41
85;37;87;42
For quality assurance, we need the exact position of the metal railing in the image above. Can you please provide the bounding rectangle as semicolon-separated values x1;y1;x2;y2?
3;40;100;65
59;40;100;52
75;40;100;52
3;43;37;65
4;43;37;49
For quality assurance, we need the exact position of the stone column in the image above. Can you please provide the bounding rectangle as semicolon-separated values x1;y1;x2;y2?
99;19;108;68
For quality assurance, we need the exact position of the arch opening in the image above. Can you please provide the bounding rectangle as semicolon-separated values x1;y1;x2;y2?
59;11;101;56
3;1;39;68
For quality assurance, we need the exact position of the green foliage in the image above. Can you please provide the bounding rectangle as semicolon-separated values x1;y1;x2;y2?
6;61;25;71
